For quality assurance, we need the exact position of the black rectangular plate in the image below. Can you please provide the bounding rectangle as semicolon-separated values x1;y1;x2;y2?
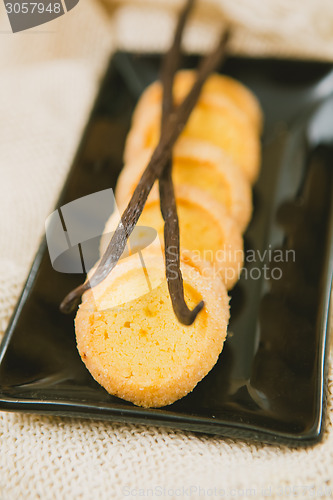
1;53;333;446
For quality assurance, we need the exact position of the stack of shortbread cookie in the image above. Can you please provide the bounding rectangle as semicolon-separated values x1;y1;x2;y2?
75;70;262;407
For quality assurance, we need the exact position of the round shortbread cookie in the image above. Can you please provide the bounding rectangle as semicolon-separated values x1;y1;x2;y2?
101;184;244;290
116;138;252;232
75;252;230;408
124;92;260;183
131;70;262;133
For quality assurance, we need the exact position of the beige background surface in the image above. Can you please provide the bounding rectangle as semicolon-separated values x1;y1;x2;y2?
0;1;332;498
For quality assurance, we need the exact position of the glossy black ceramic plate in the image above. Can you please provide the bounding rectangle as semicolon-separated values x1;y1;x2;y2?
1;53;333;445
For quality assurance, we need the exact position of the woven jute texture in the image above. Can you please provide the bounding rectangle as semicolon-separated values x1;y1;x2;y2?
0;1;332;499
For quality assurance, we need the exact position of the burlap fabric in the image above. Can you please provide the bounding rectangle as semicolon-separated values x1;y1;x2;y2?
0;1;332;498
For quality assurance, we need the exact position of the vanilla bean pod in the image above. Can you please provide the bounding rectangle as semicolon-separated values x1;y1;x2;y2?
159;0;204;325
160;0;194;128
60;29;229;314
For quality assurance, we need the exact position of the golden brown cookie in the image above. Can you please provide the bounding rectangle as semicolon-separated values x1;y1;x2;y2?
116;138;252;232
75;251;230;408
102;184;244;290
124;91;260;183
131;70;262;133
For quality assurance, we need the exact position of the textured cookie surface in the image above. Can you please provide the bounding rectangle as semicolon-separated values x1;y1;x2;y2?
124;71;262;183
132;70;262;133
102;184;244;289
125;99;260;183
75;253;230;408
116;138;252;232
